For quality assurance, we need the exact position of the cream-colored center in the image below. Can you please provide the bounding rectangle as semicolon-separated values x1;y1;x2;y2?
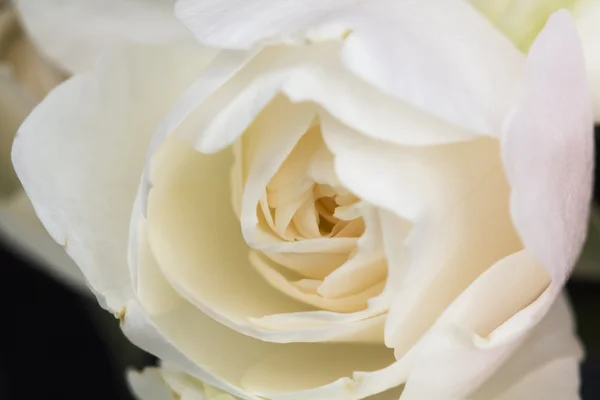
237;122;387;313
261;125;364;242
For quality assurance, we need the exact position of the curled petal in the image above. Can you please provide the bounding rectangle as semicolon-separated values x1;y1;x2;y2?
144;135;387;343
502;9;593;286
12;45;214;311
132;234;405;399
471;295;582;400
400;250;551;398
320;115;521;354
400;10;593;399
176;0;525;135
161;43;476;161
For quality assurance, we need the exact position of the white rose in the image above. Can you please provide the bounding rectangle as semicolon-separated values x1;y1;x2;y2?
12;1;594;400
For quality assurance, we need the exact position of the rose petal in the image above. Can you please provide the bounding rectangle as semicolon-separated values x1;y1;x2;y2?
470;294;581;400
176;0;525;136
401;276;581;399
15;0;195;73
133;237;405;399
400;11;593;398
249;251;385;313
502;9;593;286
145;135;384;342
318;205;390;299
247;209;409;341
399;250;550;398
12;45;214;311
162;43;477;159
145;135;311;324
240;344;395;395
160;365;238;400
575;0;600;121
138;171;407;397
236;95;316;247
127;368;174;400
320;115;522;353
0;190;86;292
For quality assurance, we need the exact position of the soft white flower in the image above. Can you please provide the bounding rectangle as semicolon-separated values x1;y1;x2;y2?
12;1;593;400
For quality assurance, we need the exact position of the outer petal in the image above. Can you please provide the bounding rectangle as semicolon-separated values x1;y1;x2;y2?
574;0;600;121
128;368;174;400
0;191;86;291
176;0;525;136
399;10;592;399
12;44;214;311
502;9;593;287
15;0;194;73
128;293;581;400
400;284;582;400
129;365;237;400
471;294;582;400
128;235;404;400
320;114;521;355
1;15;79;290
159;43;475;159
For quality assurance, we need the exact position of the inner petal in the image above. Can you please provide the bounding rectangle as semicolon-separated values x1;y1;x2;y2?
146;126;388;344
250;251;385;313
236;113;392;313
262;124;364;243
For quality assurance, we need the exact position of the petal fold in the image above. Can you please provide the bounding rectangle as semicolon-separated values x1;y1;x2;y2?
176;0;525;135
12;45;214;311
502;9;593;286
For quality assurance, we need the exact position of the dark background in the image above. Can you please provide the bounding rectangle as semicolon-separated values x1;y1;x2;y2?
1;132;600;399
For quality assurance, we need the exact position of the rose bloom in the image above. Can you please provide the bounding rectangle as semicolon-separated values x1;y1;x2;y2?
11;0;598;399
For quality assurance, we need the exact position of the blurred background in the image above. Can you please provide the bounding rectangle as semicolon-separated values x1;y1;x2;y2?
0;2;599;400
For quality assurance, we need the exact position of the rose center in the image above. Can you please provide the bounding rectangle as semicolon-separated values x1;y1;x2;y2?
261;125;365;242
233;117;385;313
